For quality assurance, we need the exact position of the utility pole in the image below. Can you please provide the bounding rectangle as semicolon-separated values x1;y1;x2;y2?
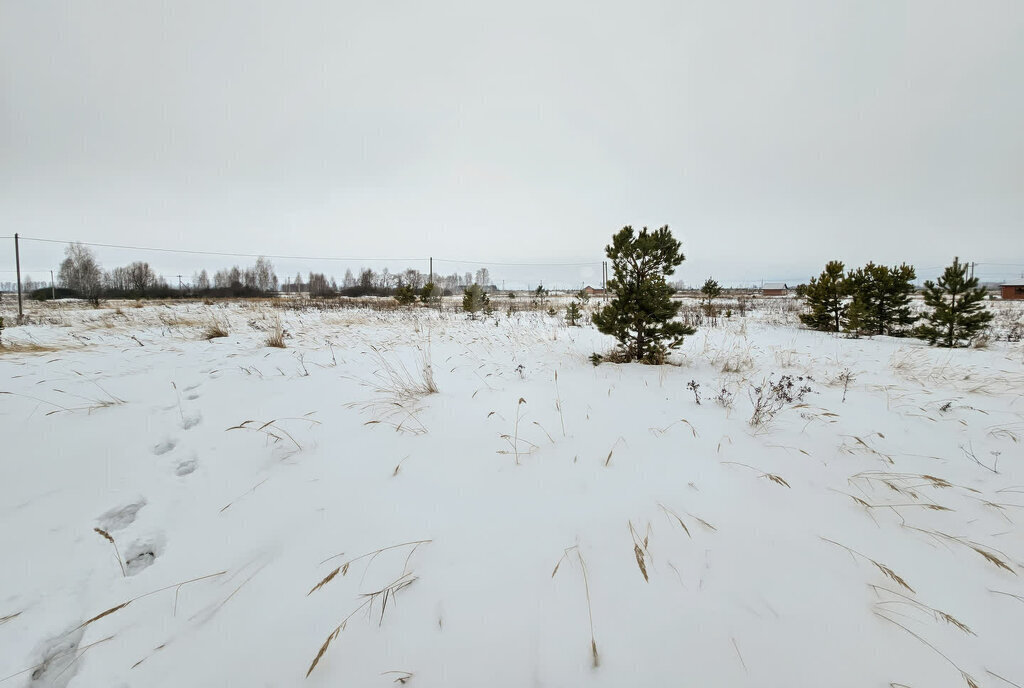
970;262;976;280
14;233;23;321
177;275;183;291
429;257;433;285
50;269;55;300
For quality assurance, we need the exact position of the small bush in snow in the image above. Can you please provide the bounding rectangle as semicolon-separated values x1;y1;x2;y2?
749;375;813;427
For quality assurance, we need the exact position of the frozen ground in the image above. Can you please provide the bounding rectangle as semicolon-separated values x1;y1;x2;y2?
1;299;1023;687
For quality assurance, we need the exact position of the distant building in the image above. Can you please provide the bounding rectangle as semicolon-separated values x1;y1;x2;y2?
1001;281;1024;300
761;282;789;297
582;285;606;296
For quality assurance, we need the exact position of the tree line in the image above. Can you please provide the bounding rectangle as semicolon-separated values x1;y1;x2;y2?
35;243;497;302
799;258;992;347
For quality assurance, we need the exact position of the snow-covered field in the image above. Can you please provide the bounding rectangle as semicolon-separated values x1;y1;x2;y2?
2;299;1023;687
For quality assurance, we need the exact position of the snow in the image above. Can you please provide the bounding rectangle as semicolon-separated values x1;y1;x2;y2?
1;299;1023;687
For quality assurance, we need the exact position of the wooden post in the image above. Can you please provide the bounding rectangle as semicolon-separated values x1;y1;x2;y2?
15;233;23;320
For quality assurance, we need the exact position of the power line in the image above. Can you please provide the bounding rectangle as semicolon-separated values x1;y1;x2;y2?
16;236;427;264
13;235;600;268
434;258;601;267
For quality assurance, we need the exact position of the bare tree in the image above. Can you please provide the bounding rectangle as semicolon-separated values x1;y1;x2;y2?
308;272;331;297
252;256;278;292
193;269;211;291
359;269;376;290
126;261;157;295
58;242;103;304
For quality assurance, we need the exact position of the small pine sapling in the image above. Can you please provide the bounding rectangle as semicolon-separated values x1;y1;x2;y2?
566;300;582;326
700;278;722;318
462;284;489;318
394;284;417;306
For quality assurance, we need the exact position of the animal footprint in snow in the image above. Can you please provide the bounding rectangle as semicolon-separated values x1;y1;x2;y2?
152;438;178;455
28;625;85;687
174;456;198;476
124;535;165;575
97;500;146;532
181;412;202;430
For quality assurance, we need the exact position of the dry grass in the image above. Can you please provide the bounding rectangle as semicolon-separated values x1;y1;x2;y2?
306;540;430;678
552;545;599;669
75;570;226;631
821;537;915;593
265;320;286;348
306;572;418;677
94;528;125;577
0;340;64;355
202;320;229;340
225;416;320;458
498;398;535;465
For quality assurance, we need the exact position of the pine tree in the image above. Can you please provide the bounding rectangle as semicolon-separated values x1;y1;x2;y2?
462;283;488;318
394;284;417;306
592;225;695;363
799;260;847;332
916;257;993;347
420;282;440;306
565;300;582;326
846;262;917;336
700;278;722;317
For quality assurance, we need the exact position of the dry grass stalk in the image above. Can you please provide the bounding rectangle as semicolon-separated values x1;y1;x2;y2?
554;370;566;437
498;398;534;465
905;526;1016;574
658;504;691;539
316;539;432;580
721;461;791;489
552;545;600;668
820;537;915;593
94;527;126;577
987;669;1024;687
870;585;974;635
76;570;226;631
306;572;419;677
874;609;979;688
225;416;320;454
381;671;414;684
628;521;652;582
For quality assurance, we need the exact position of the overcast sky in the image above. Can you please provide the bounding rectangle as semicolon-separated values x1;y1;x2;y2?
2;0;1022;287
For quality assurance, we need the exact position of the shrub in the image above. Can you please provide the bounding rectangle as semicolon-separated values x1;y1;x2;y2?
749;375;813;427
